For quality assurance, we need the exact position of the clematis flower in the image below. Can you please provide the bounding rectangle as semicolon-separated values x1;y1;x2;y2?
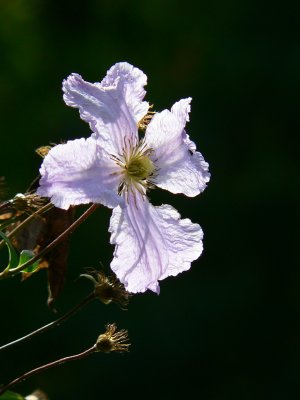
37;62;210;293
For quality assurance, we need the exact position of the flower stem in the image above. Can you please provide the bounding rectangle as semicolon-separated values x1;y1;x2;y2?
0;203;99;279
0;292;96;353
0;344;97;395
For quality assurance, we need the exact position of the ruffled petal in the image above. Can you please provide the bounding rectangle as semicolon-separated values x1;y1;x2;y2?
145;98;210;197
109;193;203;293
62;62;148;154
37;137;122;210
99;62;149;125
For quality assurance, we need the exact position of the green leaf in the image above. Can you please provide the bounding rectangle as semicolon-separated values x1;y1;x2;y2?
0;230;19;271
18;250;39;273
0;231;40;275
0;390;25;399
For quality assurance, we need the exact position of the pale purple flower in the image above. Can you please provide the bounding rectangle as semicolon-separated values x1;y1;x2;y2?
37;62;210;293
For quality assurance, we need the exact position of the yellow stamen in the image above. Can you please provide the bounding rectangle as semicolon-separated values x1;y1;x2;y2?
127;155;155;180
111;139;157;198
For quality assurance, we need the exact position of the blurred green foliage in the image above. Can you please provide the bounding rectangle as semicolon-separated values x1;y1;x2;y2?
0;0;298;399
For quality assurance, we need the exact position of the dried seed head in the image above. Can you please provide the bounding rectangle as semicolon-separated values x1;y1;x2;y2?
36;145;53;158
10;193;48;213
81;269;130;308
96;323;130;353
138;106;155;131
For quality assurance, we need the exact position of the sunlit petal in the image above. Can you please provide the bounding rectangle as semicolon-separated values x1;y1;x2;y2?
63;63;148;154
37;137;122;210
109;193;203;293
145;98;210;196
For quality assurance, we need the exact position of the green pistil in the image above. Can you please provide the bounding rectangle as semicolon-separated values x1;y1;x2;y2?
127;155;155;181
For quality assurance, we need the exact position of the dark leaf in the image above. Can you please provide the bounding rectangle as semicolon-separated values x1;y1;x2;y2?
40;206;75;310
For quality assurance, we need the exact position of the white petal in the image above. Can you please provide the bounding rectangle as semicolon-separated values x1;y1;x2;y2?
62;63;148;155
109;193;203;293
37;137;122;210
99;62;149;124
145;98;210;197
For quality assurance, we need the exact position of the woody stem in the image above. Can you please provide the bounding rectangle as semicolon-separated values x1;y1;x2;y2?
0;345;97;395
0;292;96;353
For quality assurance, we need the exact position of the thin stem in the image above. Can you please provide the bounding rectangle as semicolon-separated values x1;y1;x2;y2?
0;292;96;353
0;202;53;251
0;344;97;395
0;203;99;279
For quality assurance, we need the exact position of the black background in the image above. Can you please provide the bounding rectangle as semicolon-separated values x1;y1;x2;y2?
0;1;299;399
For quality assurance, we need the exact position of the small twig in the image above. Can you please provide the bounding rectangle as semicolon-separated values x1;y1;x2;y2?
0;345;97;395
0;292;95;352
0;203;99;279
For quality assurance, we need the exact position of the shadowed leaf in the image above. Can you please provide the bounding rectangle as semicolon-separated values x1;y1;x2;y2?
40;206;75;310
10;174;75;309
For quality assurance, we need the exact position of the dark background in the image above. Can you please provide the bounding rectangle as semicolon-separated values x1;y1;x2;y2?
0;0;299;399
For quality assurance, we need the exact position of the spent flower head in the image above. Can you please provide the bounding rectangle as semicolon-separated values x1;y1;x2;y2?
96;323;130;353
37;62;210;294
81;269;130;308
10;193;48;214
0;193;47;220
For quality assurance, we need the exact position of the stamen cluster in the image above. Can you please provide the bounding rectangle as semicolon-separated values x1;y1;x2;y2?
111;139;157;198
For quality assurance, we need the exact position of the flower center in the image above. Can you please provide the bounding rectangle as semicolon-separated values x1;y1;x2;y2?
111;139;157;198
126;155;155;181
